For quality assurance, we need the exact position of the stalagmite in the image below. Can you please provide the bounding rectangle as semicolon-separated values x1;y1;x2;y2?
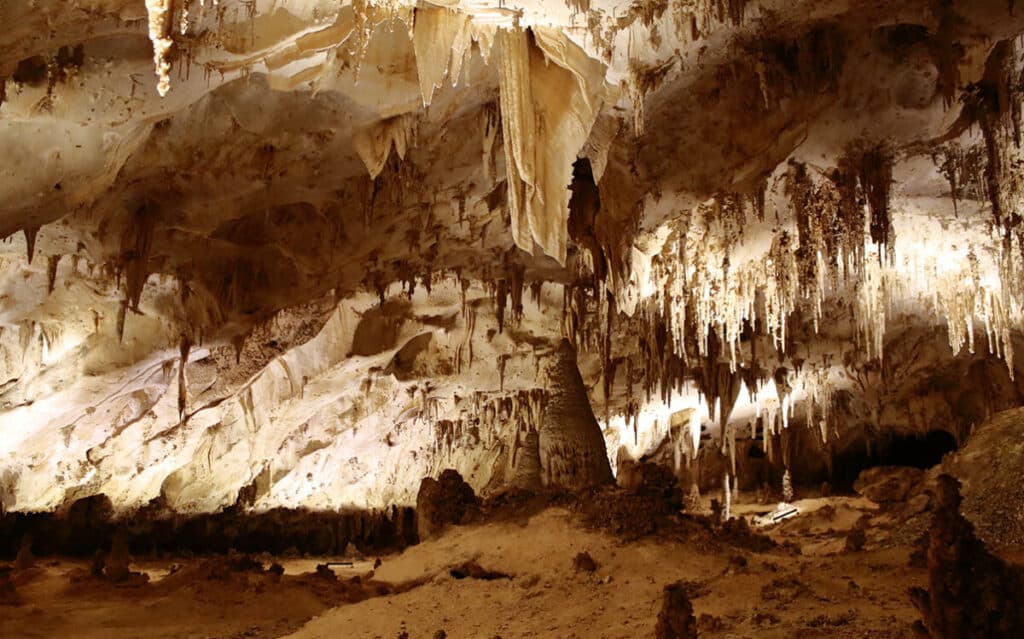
539;340;614;489
723;472;732;521
782;469;794;504
509;429;543;491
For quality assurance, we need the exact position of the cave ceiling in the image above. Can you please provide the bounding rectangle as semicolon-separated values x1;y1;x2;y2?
1;0;1024;513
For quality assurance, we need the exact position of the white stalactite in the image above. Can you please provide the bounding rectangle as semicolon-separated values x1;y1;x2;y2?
145;0;174;97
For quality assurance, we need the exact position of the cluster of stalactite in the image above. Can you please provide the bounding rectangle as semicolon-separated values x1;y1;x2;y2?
725;22;847;113
959;39;1024;239
433;389;547;459
932;143;988;217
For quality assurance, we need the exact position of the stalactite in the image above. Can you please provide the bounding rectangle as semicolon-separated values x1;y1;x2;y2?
480;103;499;183
145;0;174;96
859;144;895;252
413;7;469;107
23;227;38;264
179;0;191;35
116;300;128;342
45;254;61;294
120;204;156;312
960;40;1023;234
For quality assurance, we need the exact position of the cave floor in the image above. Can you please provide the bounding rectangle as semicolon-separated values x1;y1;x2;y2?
1;496;926;639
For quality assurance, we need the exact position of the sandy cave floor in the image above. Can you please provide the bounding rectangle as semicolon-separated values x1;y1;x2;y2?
1;496;927;639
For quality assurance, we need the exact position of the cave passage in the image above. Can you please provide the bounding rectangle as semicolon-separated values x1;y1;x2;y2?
828;430;958;492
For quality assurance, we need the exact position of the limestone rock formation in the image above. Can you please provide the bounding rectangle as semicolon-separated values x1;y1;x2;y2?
539;341;614;490
12;534;33;571
104;530;132;582
508;429;543;492
945;407;1024;548
415;469;478;541
0;0;1022;566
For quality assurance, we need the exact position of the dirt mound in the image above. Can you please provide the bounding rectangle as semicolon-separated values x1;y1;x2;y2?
574;486;687;539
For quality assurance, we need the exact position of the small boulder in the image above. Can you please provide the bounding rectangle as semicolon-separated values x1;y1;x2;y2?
845;526;867;552
572;551;598;573
448;560;510;581
854;466;925;504
416;469;478;541
845;514;871;552
315;564;337;581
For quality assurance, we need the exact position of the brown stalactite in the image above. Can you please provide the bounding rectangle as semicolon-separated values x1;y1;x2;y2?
120;204;156;311
45;254;61;294
22;226;39;264
859;145;895;252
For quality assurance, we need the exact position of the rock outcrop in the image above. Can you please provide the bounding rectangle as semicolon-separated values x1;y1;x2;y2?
945;407;1024;548
415;470;478;541
910;475;1024;639
854;466;926;505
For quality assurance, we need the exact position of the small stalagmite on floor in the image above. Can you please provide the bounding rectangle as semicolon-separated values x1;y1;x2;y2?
655;581;699;639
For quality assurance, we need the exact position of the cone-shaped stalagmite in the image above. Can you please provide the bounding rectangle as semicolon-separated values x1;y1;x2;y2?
509;429;543;491
539;340;614;489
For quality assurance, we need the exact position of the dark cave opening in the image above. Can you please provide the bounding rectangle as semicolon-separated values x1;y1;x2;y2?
829;430;957;492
